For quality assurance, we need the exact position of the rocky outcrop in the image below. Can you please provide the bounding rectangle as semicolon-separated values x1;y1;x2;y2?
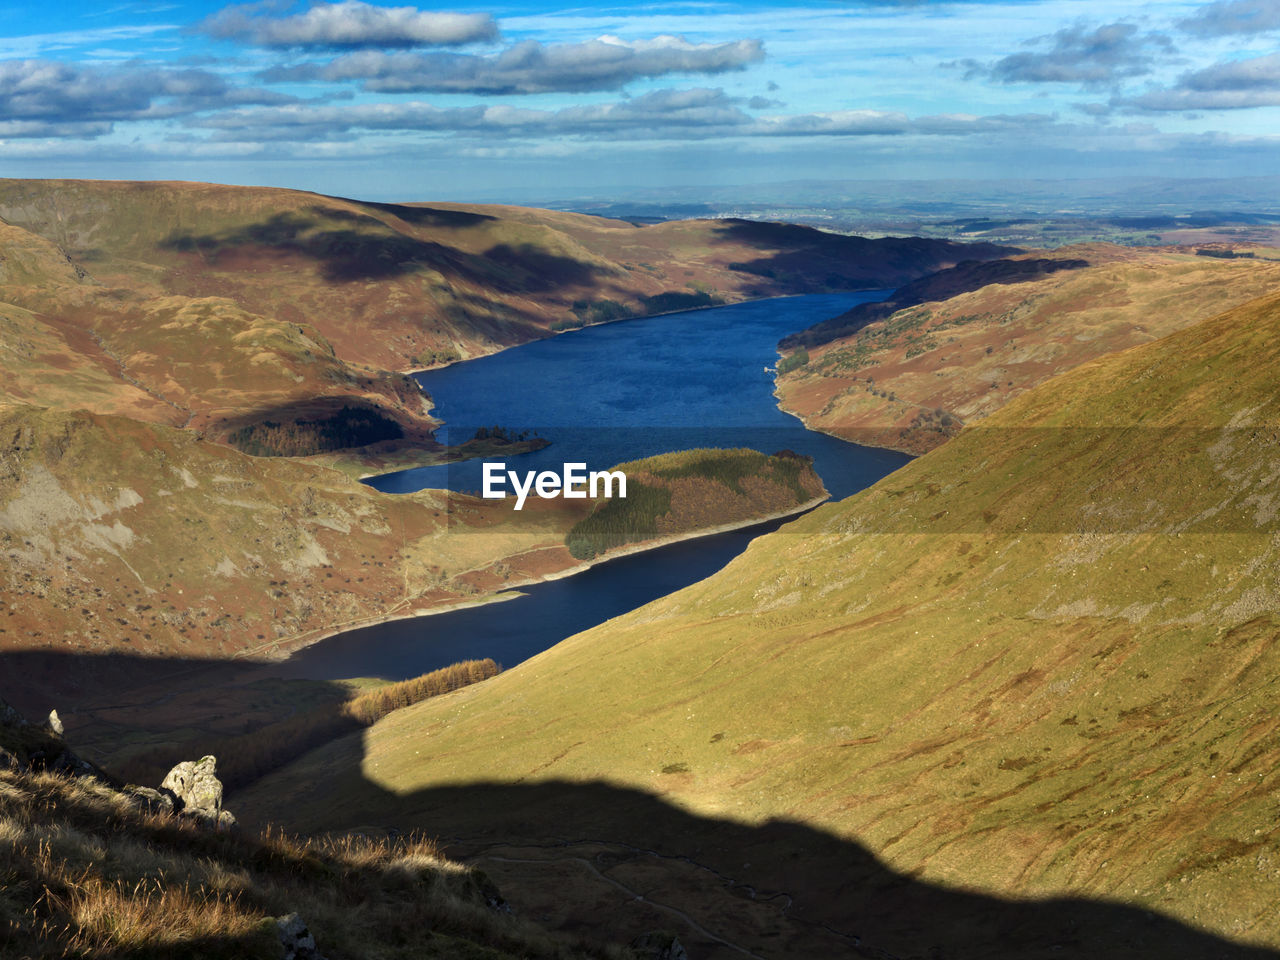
0;695;97;778
158;755;236;828
630;932;688;960
1;693;235;829
275;913;328;960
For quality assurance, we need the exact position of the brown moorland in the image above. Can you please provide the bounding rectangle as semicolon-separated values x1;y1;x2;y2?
0;692;630;960
0;178;1010;462
774;242;1280;452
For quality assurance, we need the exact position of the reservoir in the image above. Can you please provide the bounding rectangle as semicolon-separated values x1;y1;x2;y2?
274;292;910;680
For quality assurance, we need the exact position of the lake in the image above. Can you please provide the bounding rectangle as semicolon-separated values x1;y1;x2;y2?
272;292;911;680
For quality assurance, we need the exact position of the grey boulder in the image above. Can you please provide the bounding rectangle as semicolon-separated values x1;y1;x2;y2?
160;755;225;823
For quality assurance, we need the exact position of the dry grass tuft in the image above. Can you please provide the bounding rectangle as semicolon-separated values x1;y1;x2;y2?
0;769;616;959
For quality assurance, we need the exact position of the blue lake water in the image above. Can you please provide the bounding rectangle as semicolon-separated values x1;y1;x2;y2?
273;292;911;680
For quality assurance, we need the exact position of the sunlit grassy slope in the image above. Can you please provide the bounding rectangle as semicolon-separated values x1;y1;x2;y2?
245;286;1280;949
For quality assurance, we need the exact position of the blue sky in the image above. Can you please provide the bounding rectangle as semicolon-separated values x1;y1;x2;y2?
1;0;1279;200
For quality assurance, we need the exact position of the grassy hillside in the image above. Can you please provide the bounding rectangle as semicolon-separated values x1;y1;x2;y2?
774;243;1280;452
237;287;1280;956
0;401;491;663
0;216;439;458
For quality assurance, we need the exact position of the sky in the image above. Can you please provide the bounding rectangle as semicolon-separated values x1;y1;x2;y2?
1;0;1279;201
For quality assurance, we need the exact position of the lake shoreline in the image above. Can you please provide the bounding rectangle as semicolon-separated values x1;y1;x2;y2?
243;492;830;669
400;289;893;377
773;385;927;457
259;290;905;680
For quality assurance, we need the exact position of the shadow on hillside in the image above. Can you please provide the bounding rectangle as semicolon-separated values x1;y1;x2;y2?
344;199;498;228
712;219;1019;301
158;209;606;289
779;255;1091;350
3;649;1277;959
210;398;418;457
329;778;1280;960
0;649;362;792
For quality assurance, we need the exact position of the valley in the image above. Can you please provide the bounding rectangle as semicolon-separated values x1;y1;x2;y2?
237;280;1280;957
0;179;1006;468
3;178;989;682
3;176;1279;960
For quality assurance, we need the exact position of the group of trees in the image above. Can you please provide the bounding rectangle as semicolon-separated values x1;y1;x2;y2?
777;348;810;375
227;406;403;457
471;425;533;443
115;659;501;792
565;449;817;560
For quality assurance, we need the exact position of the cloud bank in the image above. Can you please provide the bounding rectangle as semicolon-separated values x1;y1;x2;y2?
265;35;764;94
972;22;1173;89
1121;52;1280;110
0;59;293;137
1179;0;1280;36
188;87;1060;144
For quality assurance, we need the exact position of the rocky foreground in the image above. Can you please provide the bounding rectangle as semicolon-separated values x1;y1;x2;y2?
1;692;691;959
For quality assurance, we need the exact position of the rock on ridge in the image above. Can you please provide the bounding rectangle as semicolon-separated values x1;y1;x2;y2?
1;692;235;829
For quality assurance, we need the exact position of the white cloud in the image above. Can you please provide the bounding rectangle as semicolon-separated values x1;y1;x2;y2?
969;22;1175;89
201;0;498;49
1119;52;1280;110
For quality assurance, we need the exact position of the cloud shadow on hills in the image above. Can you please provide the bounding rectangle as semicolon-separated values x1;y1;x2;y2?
710;219;1021;304
340;199;499;229
778;254;1091;350
157;209;606;289
3;649;1276;960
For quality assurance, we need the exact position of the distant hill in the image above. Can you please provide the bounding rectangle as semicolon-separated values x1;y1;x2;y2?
774;243;1280;452
0;178;1009;457
539;174;1280;214
238;287;1280;956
